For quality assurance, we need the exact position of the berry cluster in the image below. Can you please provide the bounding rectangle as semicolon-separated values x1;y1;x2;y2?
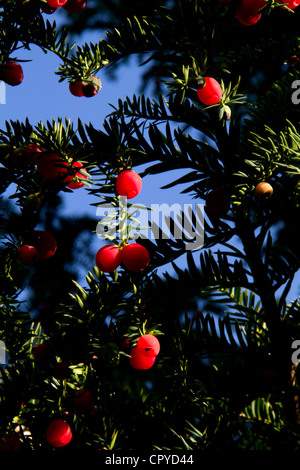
95;170;150;274
129;334;161;371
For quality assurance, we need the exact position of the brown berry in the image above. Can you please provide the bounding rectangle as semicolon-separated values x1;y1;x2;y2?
254;182;273;200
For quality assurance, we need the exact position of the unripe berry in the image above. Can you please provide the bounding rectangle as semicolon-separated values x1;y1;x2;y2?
116;170;142;199
69;80;84;97
129;347;156;370
1;62;24;86
196;77;222;106
136;334;160;357
46;419;72;448
95;245;122;272
121;243;150;272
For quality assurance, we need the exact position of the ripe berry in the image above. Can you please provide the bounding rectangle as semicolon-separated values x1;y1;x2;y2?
25;143;43;164
95;245;122;272
17;245;39;265
129;347;156;370
36;152;66;179
73;390;95;411
205;187;231;217
69;80;84;97
31;230;57;261
116;170;142;199
196;77;222;106
136;334;160;357
63;161;88;189
1;61;24;86
254;182;273;200
121;243;150;272
280;0;300;8
241;0;266;14
46;0;67;7
236;3;262;25
63;0;87;13
46;419;72;448
81;75;102;97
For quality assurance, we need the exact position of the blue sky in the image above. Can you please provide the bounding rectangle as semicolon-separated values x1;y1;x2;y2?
1;10;299;303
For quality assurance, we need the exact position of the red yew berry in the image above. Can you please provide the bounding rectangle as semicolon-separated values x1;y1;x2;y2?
116;170;142;199
63;0;87;13
280;0;300;8
63;161;88;189
121;243;150;272
196;77;222;106
205;187;231;217
95;245;122;272
46;0;67;7
17;245;39;265
136;334;160;357
32;230;57;261
69;80;84;97
36;152;66;179
129;347;156;370
46;419;72;448
236;3;262;25
241;0;266;14
32;343;49;361
1;61;24;86
73;390;95;411
81;75;102;97
25;143;43;164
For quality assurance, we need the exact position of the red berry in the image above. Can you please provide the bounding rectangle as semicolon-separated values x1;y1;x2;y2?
31;230;57;261
63;0;87;13
52;362;70;380
280;0;300;7
69;80;84;97
46;419;72;448
121;243;150;272
205;187;231;217
63;161;88;189
17;245;39;265
36;152;66;179
129;347;156;370
241;0;266;14
95;245;122;272
1;62;24;86
46;0;67;7
73;390;94;411
116;170;142;199
32;343;49;361
196;77;222;106
236;3;262;25
25;143;43;164
136;334;160;357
